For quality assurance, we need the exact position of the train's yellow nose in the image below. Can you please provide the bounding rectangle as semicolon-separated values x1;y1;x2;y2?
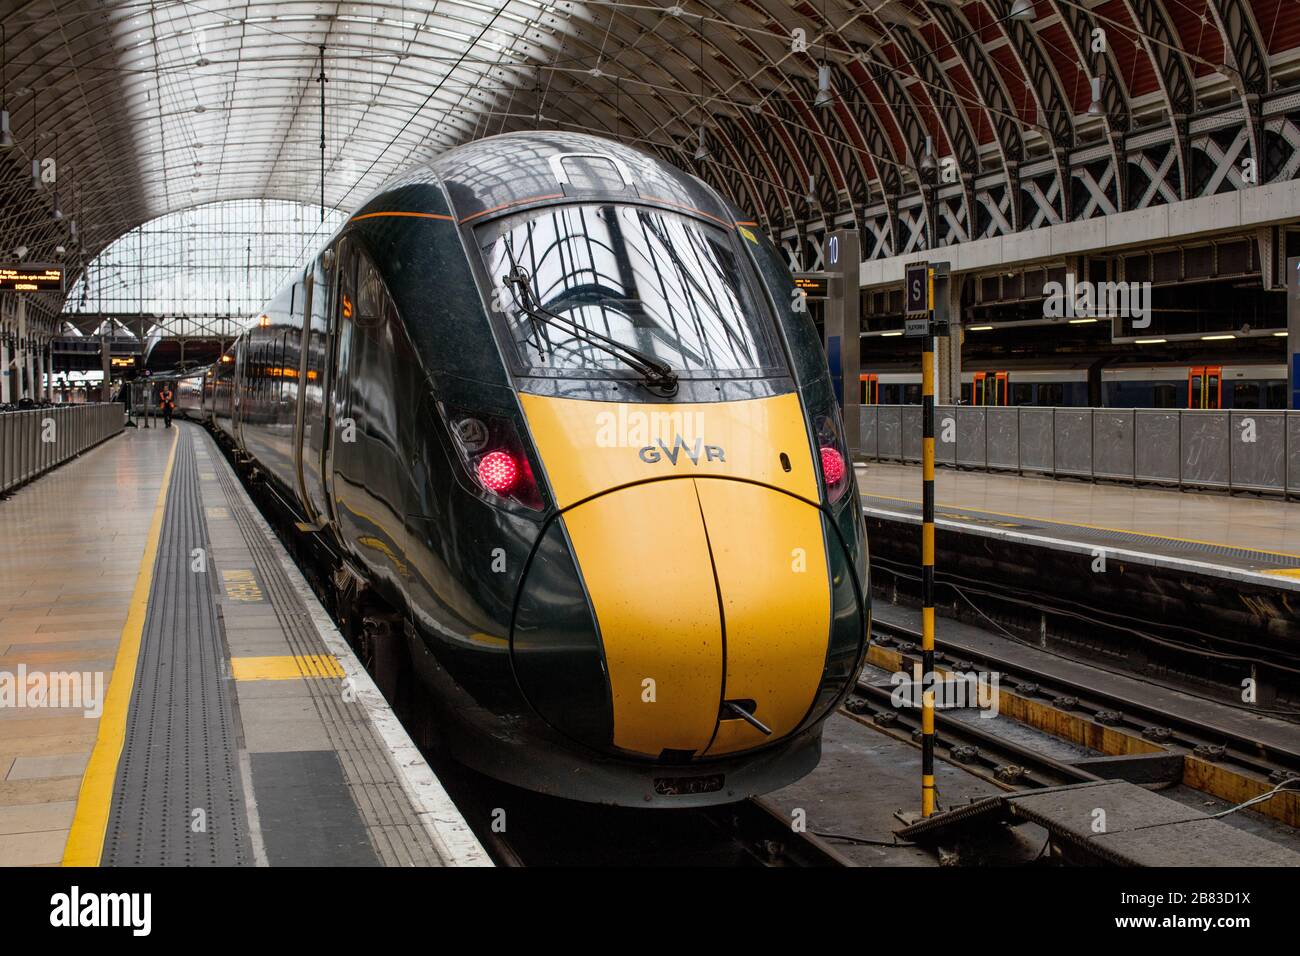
561;477;831;758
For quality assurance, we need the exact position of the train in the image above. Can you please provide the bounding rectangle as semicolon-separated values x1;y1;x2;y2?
174;130;870;807
860;363;1288;409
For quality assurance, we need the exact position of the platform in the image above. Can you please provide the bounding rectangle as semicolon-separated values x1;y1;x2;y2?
0;423;488;867
857;461;1300;587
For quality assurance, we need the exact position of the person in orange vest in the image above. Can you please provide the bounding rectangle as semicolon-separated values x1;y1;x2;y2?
159;385;175;428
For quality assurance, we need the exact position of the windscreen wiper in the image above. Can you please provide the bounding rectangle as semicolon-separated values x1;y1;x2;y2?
501;246;678;393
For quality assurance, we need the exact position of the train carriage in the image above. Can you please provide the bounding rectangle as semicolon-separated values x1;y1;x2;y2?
200;131;870;806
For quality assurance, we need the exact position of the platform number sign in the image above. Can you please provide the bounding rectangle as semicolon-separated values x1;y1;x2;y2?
905;263;929;316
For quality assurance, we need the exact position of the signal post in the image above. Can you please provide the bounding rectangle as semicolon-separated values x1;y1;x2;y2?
904;260;950;817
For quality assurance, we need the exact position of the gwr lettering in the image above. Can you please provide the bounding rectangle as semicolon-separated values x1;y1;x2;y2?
638;435;726;466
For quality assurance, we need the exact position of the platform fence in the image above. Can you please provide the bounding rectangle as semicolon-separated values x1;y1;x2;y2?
0;403;126;494
858;405;1300;499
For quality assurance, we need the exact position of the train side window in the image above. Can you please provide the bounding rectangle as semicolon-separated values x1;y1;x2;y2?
1011;383;1032;406
355;259;386;328
1040;383;1063;407
1153;383;1177;408
1266;381;1286;409
1233;382;1260;409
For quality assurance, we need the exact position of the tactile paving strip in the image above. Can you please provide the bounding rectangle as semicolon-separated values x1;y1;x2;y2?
861;494;1298;571
103;428;252;866
203;428;445;867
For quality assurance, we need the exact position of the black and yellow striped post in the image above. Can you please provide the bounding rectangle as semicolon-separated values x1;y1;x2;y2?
920;267;937;818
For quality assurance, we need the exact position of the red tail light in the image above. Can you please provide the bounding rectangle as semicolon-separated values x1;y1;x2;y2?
438;404;544;511
476;450;519;494
819;446;846;486
814;413;852;504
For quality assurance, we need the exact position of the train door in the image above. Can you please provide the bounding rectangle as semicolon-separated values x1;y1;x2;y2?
232;336;248;447
972;371;1009;406
1188;366;1222;409
323;238;363;534
860;373;879;405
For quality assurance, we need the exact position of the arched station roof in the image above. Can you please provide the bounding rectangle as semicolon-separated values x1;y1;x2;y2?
3;0;1299;316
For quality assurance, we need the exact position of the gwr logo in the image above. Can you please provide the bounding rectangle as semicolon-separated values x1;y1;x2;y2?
637;435;726;465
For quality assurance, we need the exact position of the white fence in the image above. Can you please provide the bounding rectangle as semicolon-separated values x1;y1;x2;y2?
860;405;1300;498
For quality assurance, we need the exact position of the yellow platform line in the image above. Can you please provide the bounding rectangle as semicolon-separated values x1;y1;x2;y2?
231;654;345;681
862;490;1300;562
1263;568;1300;579
63;426;179;867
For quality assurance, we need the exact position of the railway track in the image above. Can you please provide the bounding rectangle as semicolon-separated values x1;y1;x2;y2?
864;614;1300;827
843;677;1101;791
443;761;852;867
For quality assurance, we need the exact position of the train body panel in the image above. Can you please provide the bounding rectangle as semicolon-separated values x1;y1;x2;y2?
203;130;870;805
861;362;1286;408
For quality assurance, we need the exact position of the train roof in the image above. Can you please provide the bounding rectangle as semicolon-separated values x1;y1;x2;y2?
364;130;744;231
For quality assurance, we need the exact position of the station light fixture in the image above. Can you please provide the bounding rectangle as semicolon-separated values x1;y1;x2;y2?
1009;0;1036;20
1087;77;1103;116
967;325;993;331
0;26;10;149
1068;317;1098;324
13;244;28;260
693;124;708;161
881;330;904;337
1274;330;1289;337
1135;337;1166;344
919;135;937;176
814;63;834;108
30;157;42;192
1202;333;1235;340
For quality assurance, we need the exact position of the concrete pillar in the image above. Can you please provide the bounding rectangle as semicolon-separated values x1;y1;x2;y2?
25;346;36;401
15;298;27;400
824;228;862;455
101;334;112;403
0;337;9;404
1288;256;1299;410
937;274;965;405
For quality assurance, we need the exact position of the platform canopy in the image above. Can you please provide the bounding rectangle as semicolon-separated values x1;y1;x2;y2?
2;0;1299;323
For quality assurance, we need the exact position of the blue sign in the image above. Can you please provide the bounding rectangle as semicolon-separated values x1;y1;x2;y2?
827;334;843;407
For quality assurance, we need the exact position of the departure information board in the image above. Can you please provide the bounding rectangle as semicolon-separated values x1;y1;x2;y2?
793;273;829;299
0;263;64;293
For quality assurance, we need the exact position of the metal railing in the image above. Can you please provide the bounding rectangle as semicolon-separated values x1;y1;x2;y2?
124;382;162;429
0;403;126;494
859;405;1300;499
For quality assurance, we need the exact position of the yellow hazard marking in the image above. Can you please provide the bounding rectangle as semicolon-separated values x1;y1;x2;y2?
221;569;264;602
63;426;180;867
231;655;345;681
737;225;757;243
1263;568;1300;579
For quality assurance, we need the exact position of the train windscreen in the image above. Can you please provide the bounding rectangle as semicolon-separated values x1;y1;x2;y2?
478;203;785;380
